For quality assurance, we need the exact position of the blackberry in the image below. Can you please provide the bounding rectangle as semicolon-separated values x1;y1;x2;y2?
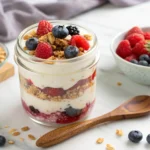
67;26;79;36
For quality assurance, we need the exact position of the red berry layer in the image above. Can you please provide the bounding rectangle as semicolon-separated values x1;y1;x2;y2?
22;99;95;124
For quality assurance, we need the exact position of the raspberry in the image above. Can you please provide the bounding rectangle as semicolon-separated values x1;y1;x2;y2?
144;32;150;40
126;33;144;47
35;42;53;59
133;40;150;57
70;35;90;50
43;87;65;97
125;26;143;38
116;40;132;59
37;20;53;36
125;54;137;61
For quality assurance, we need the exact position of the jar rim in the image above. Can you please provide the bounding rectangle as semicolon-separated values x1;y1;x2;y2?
16;20;98;64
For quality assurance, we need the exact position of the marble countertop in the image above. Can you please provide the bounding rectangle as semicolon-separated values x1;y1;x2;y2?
1;2;150;150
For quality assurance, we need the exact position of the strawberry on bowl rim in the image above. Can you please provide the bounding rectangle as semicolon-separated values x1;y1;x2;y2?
110;26;150;85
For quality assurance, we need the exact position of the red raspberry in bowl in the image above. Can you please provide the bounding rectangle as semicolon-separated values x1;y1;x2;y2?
125;26;143;38
35;42;53;59
126;33;144;47
125;54;137;62
143;32;150;40
132;40;150;57
37;20;53;36
70;35;90;50
116;40;132;59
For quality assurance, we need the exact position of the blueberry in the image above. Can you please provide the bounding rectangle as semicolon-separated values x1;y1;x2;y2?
65;106;82;117
128;130;143;143
64;46;79;59
147;134;150;144
52;25;69;39
0;135;6;147
139;54;150;63
139;60;149;66
29;106;40;114
130;59;138;64
25;37;38;50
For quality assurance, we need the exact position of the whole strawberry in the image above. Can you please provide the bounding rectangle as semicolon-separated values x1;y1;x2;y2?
144;32;150;40
116;40;132;59
37;20;53;36
126;33;144;47
125;26;143;38
133;40;150;57
35;42;53;59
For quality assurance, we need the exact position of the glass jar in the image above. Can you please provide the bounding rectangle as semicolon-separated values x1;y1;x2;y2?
14;20;99;126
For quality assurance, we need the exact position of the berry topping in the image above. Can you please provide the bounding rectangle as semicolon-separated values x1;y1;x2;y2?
126;33;144;47
65;106;82;117
133;40;150;57
70;35;90;50
125;54;137;62
66;26;80;35
35;42;53;59
0;135;6;147
64;45;79;59
25;37;38;50
139;54;150;62
130;59;139;64
37;20;53;36
125;26;143;38
43;87;65;97
139;60;149;66
144;32;150;40
29;106;40;114
116;40;132;59
147;134;150;144
128;130;143;143
52;25;69;39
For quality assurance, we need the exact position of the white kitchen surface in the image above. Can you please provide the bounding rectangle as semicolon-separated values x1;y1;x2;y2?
1;2;150;150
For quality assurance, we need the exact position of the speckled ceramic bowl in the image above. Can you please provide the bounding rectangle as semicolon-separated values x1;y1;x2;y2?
110;27;150;85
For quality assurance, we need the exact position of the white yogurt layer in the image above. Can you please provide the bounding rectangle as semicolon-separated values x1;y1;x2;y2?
20;66;95;90
21;83;96;114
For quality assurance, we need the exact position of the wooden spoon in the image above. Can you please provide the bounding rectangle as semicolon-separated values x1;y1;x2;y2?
36;95;150;148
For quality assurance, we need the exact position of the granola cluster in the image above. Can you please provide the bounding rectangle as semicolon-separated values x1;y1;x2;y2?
20;75;94;102
0;46;6;63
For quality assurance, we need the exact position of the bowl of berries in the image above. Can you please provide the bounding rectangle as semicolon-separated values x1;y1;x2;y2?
111;26;150;85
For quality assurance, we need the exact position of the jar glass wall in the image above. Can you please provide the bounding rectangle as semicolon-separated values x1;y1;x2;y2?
14;20;99;126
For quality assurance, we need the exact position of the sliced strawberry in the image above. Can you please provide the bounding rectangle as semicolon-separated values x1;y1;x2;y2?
92;70;96;80
70;35;90;50
116;40;132;59
125;26;143;38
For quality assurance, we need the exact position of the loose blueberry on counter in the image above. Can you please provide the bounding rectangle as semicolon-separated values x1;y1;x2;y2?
130;59;139;64
65;106;82;117
29;106;40;114
128;130;143;143
66;26;80;36
139;54;150;63
147;134;150;144
0;135;6;147
139;60;149;66
52;25;69;39
25;37;38;50
64;46;79;59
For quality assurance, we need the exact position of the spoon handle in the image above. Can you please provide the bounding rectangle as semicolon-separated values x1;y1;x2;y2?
36;113;118;148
